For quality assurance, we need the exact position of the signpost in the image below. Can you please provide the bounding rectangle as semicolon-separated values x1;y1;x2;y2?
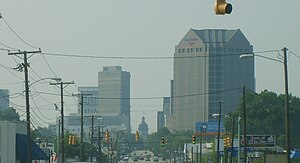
195;122;225;136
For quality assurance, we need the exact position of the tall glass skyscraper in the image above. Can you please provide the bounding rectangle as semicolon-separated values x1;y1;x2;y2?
166;29;255;131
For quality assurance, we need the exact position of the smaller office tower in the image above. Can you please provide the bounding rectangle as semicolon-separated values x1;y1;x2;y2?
98;66;131;131
78;87;98;115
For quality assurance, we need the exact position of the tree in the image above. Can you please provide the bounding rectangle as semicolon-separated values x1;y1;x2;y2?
235;90;300;148
0;107;21;122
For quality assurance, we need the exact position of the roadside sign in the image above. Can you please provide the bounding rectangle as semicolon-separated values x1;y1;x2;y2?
195;122;225;136
241;135;275;147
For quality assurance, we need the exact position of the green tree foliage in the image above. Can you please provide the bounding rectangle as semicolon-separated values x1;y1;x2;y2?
145;127;193;157
235;90;300;149
32;127;56;140
0;107;21;122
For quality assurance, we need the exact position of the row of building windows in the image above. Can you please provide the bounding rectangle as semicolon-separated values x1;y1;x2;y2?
178;48;203;53
178;48;251;54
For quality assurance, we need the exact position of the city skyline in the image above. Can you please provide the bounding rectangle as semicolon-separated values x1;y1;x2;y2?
0;0;300;133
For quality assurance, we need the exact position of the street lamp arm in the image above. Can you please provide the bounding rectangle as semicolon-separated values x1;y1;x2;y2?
240;53;283;64
29;77;62;86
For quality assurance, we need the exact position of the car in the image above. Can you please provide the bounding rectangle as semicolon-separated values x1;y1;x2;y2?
153;156;159;162
132;157;139;162
146;157;151;161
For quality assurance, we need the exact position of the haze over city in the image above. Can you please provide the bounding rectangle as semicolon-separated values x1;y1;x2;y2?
0;0;300;133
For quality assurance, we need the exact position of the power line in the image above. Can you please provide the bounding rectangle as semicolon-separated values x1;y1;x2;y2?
32;87;240;100
290;50;300;60
1;15;40;49
0;41;18;51
40;50;279;60
41;53;57;77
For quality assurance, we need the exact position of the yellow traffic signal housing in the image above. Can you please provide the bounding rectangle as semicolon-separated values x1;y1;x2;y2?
214;0;232;15
161;136;165;147
224;137;231;147
71;135;76;145
105;129;110;143
68;135;72;144
192;134;196;144
135;130;139;143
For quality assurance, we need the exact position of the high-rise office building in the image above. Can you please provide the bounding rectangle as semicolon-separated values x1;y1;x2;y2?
78;87;98;115
166;29;255;131
98;66;131;131
0;89;9;110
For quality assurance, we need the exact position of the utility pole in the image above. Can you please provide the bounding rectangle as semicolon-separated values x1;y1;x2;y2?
243;86;247;163
282;47;290;163
57;119;60;163
85;115;102;162
230;118;235;163
50;80;74;163
217;99;224;163
98;126;101;163
73;93;91;161
8;50;41;163
98;125;106;163
91;115;94;162
237;117;241;163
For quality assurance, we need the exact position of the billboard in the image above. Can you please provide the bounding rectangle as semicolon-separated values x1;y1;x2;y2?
241;135;276;147
195;122;225;136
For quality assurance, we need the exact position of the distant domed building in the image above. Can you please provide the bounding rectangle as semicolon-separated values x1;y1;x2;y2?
138;116;149;139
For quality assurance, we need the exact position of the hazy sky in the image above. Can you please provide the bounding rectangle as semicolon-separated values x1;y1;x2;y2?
1;0;299;133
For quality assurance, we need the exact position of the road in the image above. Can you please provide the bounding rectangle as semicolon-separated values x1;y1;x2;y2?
118;150;163;163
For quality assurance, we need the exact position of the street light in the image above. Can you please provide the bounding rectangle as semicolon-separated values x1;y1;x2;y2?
224;115;236;163
240;48;290;163
29;77;62;86
214;99;224;163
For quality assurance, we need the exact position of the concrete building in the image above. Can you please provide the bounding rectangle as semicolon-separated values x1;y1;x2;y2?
78;86;98;115
166;29;255;131
157;97;170;131
98;66;131;132
0;121;47;162
0;89;9;110
157;111;165;131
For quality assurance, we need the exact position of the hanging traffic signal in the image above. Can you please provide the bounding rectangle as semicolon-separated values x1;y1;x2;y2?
161;136;165;147
105;129;110;143
224;137;231;147
226;137;231;147
223;137;227;147
135;130;139;144
71;135;76;145
192;134;196;144
68;135;72;144
214;0;232;15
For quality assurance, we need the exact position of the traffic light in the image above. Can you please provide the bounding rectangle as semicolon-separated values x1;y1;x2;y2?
135;130;139;144
214;0;232;15
192;134;196;144
161;136;165;147
68;135;72;144
105;129;110;143
71;135;76;145
224;137;231;147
